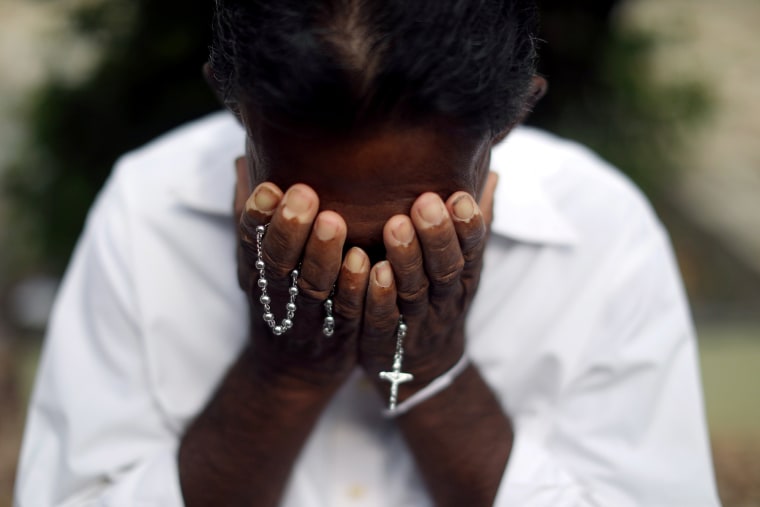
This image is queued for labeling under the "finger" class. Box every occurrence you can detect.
[237,181,283,290]
[298,211,347,303]
[332,247,370,339]
[447,192,487,271]
[257,184,319,279]
[410,192,464,305]
[383,215,429,318]
[361,261,399,357]
[478,171,498,228]
[241,181,283,234]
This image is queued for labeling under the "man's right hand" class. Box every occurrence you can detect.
[179,160,370,507]
[234,158,370,392]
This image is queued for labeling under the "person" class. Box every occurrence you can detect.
[15,1,720,506]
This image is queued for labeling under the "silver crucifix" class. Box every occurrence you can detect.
[379,317,414,411]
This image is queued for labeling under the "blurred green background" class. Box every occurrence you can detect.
[0,0,758,505]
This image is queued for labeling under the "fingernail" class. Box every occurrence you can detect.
[417,195,445,227]
[374,261,392,288]
[282,186,314,221]
[314,214,338,241]
[247,184,279,214]
[391,219,414,246]
[345,248,366,273]
[452,194,476,222]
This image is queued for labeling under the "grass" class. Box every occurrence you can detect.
[698,322,760,507]
[700,323,760,437]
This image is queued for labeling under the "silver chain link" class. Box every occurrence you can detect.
[255,225,299,336]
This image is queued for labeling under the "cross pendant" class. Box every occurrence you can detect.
[379,366,414,411]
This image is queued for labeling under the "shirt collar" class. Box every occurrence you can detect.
[171,114,578,247]
[168,112,245,217]
[488,126,578,246]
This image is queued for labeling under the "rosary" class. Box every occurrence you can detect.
[255,224,411,411]
[378,317,414,411]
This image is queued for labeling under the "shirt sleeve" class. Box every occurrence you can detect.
[492,220,721,507]
[14,162,186,506]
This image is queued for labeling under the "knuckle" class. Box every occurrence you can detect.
[398,280,429,305]
[332,322,361,344]
[261,248,295,279]
[299,256,340,292]
[432,258,464,289]
[334,296,363,320]
[366,304,396,323]
[460,228,486,256]
[296,277,332,303]
[364,301,398,332]
[425,233,455,253]
[389,257,423,282]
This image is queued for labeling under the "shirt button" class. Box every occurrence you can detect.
[346,484,367,500]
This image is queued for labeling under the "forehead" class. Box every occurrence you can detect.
[250,119,482,193]
[245,116,488,254]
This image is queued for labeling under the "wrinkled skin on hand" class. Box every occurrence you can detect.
[234,157,498,401]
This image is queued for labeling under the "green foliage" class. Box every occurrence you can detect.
[531,1,711,193]
[2,1,218,274]
[1,0,710,275]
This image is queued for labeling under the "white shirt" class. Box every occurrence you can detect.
[15,112,720,507]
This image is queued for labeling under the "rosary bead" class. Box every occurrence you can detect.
[321,295,335,337]
[255,224,302,337]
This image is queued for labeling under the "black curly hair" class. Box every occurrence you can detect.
[210,0,540,136]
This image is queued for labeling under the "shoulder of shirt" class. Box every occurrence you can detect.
[490,126,664,248]
[108,110,244,217]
